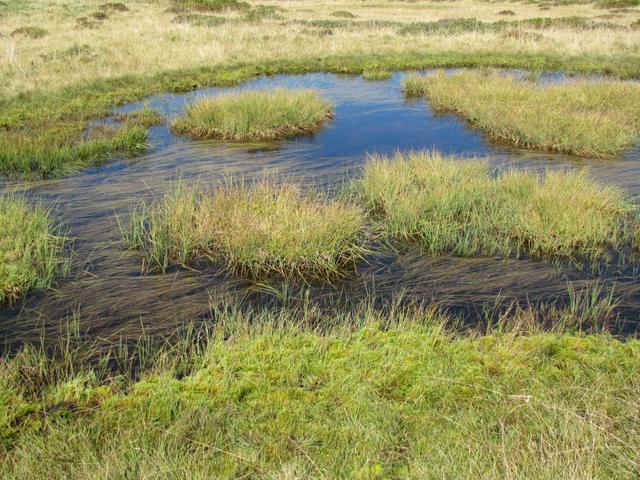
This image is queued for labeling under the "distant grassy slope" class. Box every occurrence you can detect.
[1,306,638,478]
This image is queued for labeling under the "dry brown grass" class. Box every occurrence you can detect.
[0,0,639,96]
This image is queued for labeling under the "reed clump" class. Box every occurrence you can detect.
[403,71,640,157]
[124,181,369,279]
[0,196,69,305]
[356,151,635,259]
[171,89,334,141]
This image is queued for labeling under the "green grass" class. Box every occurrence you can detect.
[1,303,638,478]
[4,51,640,179]
[404,71,640,157]
[123,181,369,279]
[0,124,148,179]
[0,195,69,305]
[171,88,333,141]
[356,151,635,260]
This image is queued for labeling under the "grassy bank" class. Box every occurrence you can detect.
[356,151,635,259]
[404,71,640,157]
[1,303,638,478]
[0,196,69,305]
[171,89,333,141]
[123,181,368,278]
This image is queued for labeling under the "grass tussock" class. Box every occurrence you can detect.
[123,181,369,279]
[404,71,640,157]
[171,89,333,141]
[0,303,638,478]
[356,151,635,259]
[0,196,69,306]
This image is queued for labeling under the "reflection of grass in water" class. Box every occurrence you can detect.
[171,89,333,141]
[1,297,638,478]
[122,180,368,280]
[356,151,635,260]
[0,195,69,305]
[404,71,640,157]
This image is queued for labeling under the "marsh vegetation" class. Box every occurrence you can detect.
[357,151,636,260]
[1,302,639,478]
[0,196,69,305]
[171,89,333,141]
[404,71,640,157]
[124,181,368,279]
[2,0,640,477]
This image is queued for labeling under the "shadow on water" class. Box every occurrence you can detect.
[1,71,640,348]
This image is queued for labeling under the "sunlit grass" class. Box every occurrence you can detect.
[123,180,369,279]
[171,88,333,141]
[0,195,69,305]
[1,301,638,478]
[356,150,635,259]
[404,71,640,157]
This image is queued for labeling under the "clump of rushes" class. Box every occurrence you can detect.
[357,151,635,259]
[171,89,333,141]
[124,181,369,279]
[0,124,147,179]
[0,196,69,305]
[403,71,640,157]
